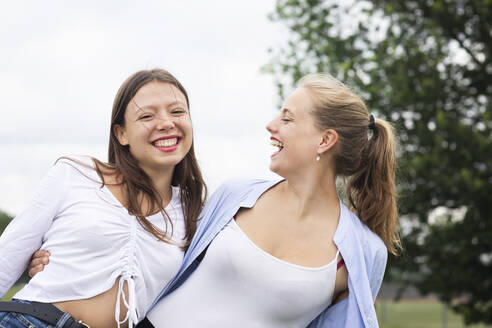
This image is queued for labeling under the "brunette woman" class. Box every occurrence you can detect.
[0,68,206,328]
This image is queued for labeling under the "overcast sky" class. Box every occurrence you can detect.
[0,1,286,216]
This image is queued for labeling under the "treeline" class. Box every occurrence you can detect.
[0,210,12,235]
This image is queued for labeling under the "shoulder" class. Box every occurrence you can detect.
[215,178,275,196]
[202,178,281,212]
[49,155,101,182]
[360,217,386,256]
[339,204,388,299]
[207,178,272,200]
[55,155,94,170]
[341,204,387,266]
[349,210,388,297]
[345,204,385,248]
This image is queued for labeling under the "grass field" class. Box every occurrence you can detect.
[377,301,492,328]
[1,284,22,301]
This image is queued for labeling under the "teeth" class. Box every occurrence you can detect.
[270,139,283,155]
[154,138,178,147]
[270,139,284,149]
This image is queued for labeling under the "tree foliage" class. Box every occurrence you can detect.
[0,210,12,235]
[266,0,492,323]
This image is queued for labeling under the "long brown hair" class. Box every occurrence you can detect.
[94,68,207,248]
[299,73,400,255]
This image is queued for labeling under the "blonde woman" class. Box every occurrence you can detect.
[140,73,399,327]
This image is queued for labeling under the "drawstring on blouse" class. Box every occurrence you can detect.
[115,274,138,328]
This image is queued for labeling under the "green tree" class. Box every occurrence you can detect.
[265,0,492,324]
[0,210,12,235]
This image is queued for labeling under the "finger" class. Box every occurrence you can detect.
[28,264,45,278]
[30,256,49,268]
[33,250,50,258]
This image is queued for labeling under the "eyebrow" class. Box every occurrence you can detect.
[167,100,187,108]
[133,100,188,113]
[281,108,294,115]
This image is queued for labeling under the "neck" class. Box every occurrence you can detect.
[279,165,339,220]
[143,165,175,203]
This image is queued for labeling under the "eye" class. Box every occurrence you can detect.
[171,108,187,114]
[281,118,292,123]
[138,114,153,120]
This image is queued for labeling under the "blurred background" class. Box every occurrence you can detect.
[1,1,491,327]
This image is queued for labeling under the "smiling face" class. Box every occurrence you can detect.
[114,81,193,175]
[266,87,327,177]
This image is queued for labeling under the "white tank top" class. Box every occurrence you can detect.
[148,218,338,328]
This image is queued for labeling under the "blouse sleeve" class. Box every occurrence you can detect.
[370,244,388,300]
[0,160,70,297]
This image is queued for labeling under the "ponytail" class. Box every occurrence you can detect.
[298,73,401,255]
[346,118,401,255]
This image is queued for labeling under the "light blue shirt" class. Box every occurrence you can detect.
[148,178,387,328]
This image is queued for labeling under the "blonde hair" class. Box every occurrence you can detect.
[298,73,401,255]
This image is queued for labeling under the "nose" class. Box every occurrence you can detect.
[266,117,278,133]
[155,114,175,130]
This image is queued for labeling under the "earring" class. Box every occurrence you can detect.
[316,155,320,162]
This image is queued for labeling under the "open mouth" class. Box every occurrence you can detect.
[152,136,181,152]
[270,138,284,157]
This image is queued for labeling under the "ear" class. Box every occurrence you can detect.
[113,124,129,146]
[317,129,338,155]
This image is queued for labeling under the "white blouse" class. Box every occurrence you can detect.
[0,157,186,327]
[148,219,337,328]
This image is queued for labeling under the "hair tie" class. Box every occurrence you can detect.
[368,114,378,138]
[369,114,376,129]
